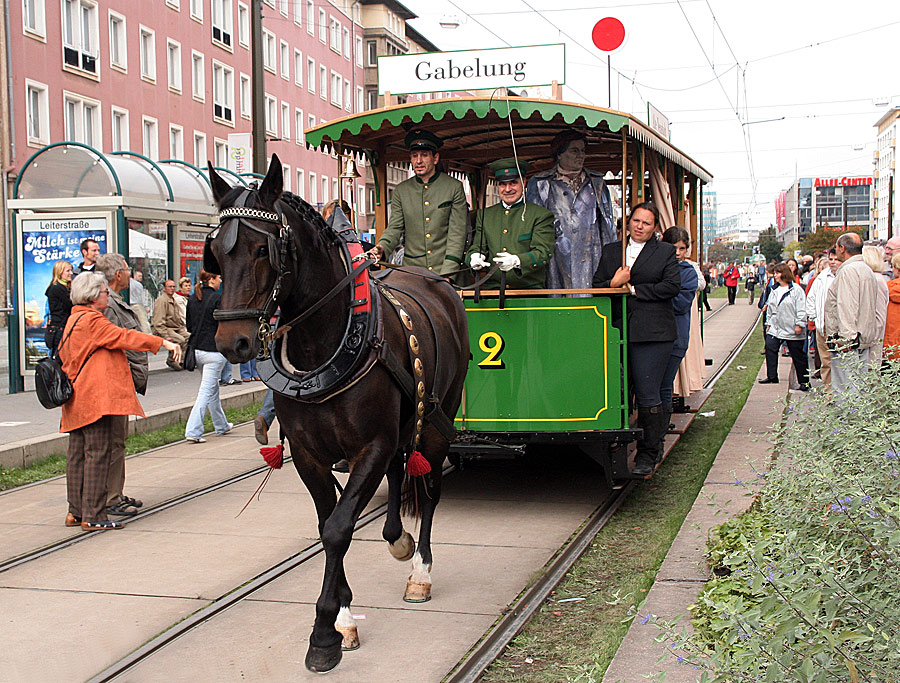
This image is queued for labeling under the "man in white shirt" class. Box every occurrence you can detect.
[806,249,839,390]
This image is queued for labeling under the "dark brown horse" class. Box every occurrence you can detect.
[205,156,468,673]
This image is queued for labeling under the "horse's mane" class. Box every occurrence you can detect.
[278,191,340,247]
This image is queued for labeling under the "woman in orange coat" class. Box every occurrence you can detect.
[885,253,900,362]
[59,272,182,530]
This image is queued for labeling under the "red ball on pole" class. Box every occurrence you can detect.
[592,17,626,52]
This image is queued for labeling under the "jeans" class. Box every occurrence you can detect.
[727,285,737,304]
[220,362,233,383]
[659,351,688,404]
[185,350,230,439]
[629,340,675,407]
[240,358,258,380]
[258,389,276,426]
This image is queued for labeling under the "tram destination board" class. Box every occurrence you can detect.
[456,295,624,432]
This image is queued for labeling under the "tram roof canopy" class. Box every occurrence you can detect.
[305,97,712,183]
[12,142,251,212]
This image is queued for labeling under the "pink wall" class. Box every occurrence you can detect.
[10,0,365,206]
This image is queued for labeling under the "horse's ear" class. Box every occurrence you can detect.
[208,162,232,206]
[258,154,284,208]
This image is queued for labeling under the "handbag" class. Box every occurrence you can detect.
[183,340,197,371]
[35,314,96,409]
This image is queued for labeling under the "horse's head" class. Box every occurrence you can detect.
[205,155,290,363]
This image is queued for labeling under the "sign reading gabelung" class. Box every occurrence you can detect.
[378,44,565,96]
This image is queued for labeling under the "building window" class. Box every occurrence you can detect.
[332,178,338,201]
[237,2,249,47]
[63,0,99,76]
[280,40,289,79]
[367,88,378,110]
[281,101,290,141]
[141,116,158,159]
[318,8,326,42]
[264,94,277,135]
[356,86,364,114]
[262,29,276,72]
[306,0,314,34]
[211,0,232,49]
[166,0,180,10]
[343,28,350,59]
[239,73,250,118]
[214,139,228,166]
[294,49,303,86]
[190,0,202,21]
[139,26,155,81]
[307,57,315,93]
[366,40,376,67]
[111,106,128,151]
[193,131,207,166]
[25,80,49,145]
[355,36,363,67]
[329,17,340,53]
[357,185,365,215]
[169,124,184,159]
[278,0,287,16]
[295,110,307,146]
[320,65,327,100]
[330,71,342,108]
[345,79,351,112]
[296,169,305,199]
[191,51,205,100]
[24,0,47,37]
[308,112,316,132]
[108,11,126,70]
[293,0,302,26]
[322,176,329,203]
[309,172,317,204]
[212,61,234,123]
[64,92,100,147]
[167,40,182,92]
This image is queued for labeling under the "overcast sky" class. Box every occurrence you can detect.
[400,0,899,231]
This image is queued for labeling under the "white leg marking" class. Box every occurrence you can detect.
[335,606,356,629]
[408,551,433,584]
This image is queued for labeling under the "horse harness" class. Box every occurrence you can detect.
[204,191,456,444]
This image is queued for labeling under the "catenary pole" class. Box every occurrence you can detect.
[251,0,266,174]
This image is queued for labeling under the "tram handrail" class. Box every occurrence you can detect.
[460,287,629,298]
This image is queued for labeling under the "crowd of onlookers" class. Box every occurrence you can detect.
[702,235,900,395]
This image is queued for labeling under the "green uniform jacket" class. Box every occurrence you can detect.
[378,171,468,275]
[467,199,555,289]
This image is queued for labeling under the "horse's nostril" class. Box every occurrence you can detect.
[235,336,251,356]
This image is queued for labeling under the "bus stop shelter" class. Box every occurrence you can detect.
[7,142,251,393]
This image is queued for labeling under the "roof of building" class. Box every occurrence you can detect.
[874,107,900,132]
[405,24,439,52]
[357,0,417,21]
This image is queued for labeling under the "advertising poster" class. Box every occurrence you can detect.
[18,214,109,372]
[179,230,208,284]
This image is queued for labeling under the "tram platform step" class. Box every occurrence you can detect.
[683,388,713,413]
[668,413,695,434]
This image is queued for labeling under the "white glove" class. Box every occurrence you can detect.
[469,252,490,270]
[493,252,521,272]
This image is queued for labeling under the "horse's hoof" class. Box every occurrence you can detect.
[403,579,432,603]
[389,531,415,562]
[305,643,342,673]
[336,624,360,651]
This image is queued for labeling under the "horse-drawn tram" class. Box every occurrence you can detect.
[303,96,713,486]
[204,95,711,672]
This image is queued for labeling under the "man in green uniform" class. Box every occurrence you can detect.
[467,158,555,289]
[369,129,468,274]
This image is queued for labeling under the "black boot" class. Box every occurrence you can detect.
[657,401,673,463]
[633,405,666,476]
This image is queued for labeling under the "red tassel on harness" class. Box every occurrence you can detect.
[260,444,284,469]
[406,450,431,477]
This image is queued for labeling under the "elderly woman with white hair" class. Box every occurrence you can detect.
[59,272,181,531]
[863,245,889,356]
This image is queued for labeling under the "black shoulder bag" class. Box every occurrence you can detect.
[35,313,97,409]
[183,293,212,372]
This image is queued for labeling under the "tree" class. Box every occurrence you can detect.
[756,225,783,263]
[799,227,866,256]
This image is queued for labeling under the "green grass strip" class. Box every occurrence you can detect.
[481,320,764,682]
[0,401,263,492]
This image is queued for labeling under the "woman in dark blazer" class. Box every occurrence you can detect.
[593,202,681,475]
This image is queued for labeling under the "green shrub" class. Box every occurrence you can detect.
[657,358,900,683]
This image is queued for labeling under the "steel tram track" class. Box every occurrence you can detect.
[0,421,287,575]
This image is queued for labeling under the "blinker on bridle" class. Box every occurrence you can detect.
[208,189,293,347]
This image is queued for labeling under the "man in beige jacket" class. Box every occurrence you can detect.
[151,280,190,370]
[823,232,880,395]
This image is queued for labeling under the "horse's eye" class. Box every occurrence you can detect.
[256,245,269,258]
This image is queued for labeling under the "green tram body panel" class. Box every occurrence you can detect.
[456,295,628,433]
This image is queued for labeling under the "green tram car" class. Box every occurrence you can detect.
[305,98,712,485]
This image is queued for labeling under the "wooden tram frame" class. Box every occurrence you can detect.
[305,96,713,484]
